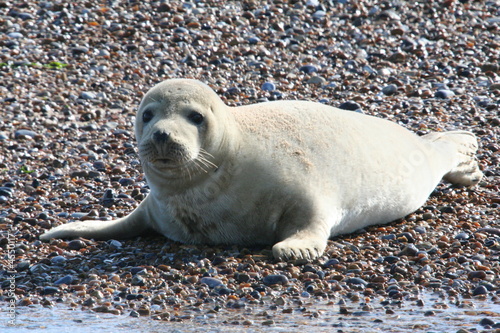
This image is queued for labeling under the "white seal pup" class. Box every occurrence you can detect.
[40,79,483,261]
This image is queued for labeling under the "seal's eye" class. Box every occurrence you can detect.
[142,109,154,123]
[188,111,204,125]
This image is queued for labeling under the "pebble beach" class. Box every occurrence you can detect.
[1,1,499,332]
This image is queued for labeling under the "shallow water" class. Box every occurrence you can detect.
[2,291,499,332]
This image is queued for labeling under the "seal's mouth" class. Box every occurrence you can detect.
[156,158,173,164]
[149,157,189,169]
[139,141,218,176]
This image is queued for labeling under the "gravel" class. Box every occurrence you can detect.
[0,0,499,331]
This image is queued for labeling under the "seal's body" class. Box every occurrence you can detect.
[41,79,482,260]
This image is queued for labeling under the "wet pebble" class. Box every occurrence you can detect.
[472,285,488,296]
[479,318,495,326]
[200,277,224,288]
[42,286,59,295]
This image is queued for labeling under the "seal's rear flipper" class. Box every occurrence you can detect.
[423,131,483,186]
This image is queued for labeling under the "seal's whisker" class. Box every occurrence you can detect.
[199,148,215,160]
[193,159,209,174]
[198,149,218,169]
[197,156,217,170]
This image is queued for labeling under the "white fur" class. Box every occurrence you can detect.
[41,79,482,261]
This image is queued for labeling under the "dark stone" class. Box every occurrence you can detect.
[263,274,289,286]
[384,256,399,264]
[472,285,488,296]
[71,46,89,55]
[345,277,368,286]
[42,286,59,295]
[479,318,495,326]
[54,275,73,285]
[130,267,145,275]
[68,240,86,250]
[382,84,398,95]
[0,187,13,198]
[299,65,318,74]
[118,178,135,186]
[338,101,361,111]
[323,258,340,268]
[399,244,419,256]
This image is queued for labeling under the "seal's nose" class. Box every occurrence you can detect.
[153,130,170,143]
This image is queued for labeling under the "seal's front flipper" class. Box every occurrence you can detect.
[272,231,327,261]
[40,197,151,241]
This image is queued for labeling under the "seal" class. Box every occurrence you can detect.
[40,79,483,261]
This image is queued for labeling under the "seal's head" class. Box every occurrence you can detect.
[136,79,233,183]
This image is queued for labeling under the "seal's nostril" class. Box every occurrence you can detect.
[153,130,170,142]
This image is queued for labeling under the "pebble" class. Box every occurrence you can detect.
[472,285,488,296]
[307,76,326,85]
[131,276,145,286]
[50,256,67,265]
[263,274,289,286]
[479,318,495,326]
[399,244,419,256]
[261,82,276,91]
[200,277,224,288]
[81,92,97,100]
[71,46,89,55]
[54,275,74,285]
[0,187,14,198]
[68,239,86,250]
[108,240,122,249]
[16,261,30,271]
[130,267,146,275]
[345,277,368,286]
[8,32,23,39]
[118,178,134,186]
[42,286,59,295]
[14,129,38,139]
[435,89,455,99]
[338,101,361,111]
[247,37,260,45]
[299,65,318,74]
[382,84,398,96]
[455,232,470,240]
